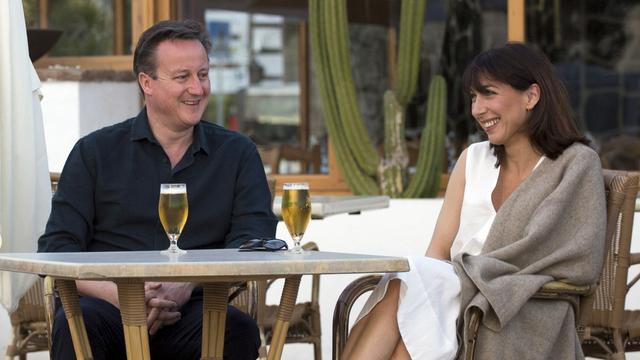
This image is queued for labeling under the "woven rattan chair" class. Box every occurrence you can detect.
[4,173,60,359]
[5,279,49,360]
[574,170,640,358]
[332,170,639,360]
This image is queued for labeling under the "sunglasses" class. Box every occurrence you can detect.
[239,238,288,252]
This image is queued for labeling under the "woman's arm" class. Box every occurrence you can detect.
[425,149,467,260]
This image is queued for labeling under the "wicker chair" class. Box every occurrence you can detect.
[5,279,49,360]
[332,170,639,360]
[4,173,61,359]
[573,171,640,358]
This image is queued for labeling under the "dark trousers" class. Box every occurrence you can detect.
[51,288,260,360]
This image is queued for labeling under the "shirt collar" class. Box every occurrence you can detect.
[130,107,210,155]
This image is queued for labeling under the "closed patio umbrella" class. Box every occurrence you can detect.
[0,0,51,312]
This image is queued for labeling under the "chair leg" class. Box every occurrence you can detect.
[5,324,20,360]
[611,329,626,360]
[256,326,268,360]
[313,339,322,360]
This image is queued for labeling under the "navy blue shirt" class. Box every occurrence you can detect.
[38,109,277,252]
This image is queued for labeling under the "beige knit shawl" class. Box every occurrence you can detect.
[453,143,606,359]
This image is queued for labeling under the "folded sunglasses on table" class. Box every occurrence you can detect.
[238,238,288,251]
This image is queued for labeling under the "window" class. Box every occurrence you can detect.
[526,0,640,170]
[24,0,133,57]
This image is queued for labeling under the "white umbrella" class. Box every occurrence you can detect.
[0,0,52,312]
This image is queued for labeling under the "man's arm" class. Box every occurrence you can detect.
[224,142,278,248]
[38,140,95,252]
[76,280,120,308]
[76,280,185,335]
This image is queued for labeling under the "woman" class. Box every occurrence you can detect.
[342,43,606,360]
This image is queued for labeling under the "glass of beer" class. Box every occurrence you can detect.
[281,183,311,254]
[158,183,189,254]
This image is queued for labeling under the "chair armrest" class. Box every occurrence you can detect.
[536,280,594,296]
[332,275,381,360]
[533,280,592,324]
[302,241,319,251]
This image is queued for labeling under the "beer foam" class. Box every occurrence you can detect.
[283,183,309,190]
[160,184,187,194]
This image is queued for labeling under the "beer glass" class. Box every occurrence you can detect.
[159,183,189,254]
[281,183,311,254]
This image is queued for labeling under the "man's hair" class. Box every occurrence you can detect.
[133,19,211,79]
[462,42,588,166]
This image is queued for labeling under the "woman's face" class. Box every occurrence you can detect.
[470,76,538,147]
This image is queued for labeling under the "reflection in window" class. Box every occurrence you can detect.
[203,10,323,175]
[24,0,133,56]
[527,0,640,170]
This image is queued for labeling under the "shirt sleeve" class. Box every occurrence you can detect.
[224,142,278,248]
[37,139,96,252]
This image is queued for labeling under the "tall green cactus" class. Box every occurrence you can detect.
[309,0,447,197]
[403,76,447,197]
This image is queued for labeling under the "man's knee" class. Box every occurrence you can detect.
[51,297,125,360]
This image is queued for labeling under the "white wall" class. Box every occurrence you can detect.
[40,81,140,172]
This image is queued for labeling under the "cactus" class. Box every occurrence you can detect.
[309,0,379,194]
[403,76,447,197]
[309,0,446,197]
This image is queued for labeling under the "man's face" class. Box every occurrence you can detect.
[140,39,210,131]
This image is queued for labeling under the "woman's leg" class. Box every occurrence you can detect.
[342,279,404,360]
[390,338,411,360]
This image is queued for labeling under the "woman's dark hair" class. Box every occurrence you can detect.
[462,42,588,166]
[133,20,211,79]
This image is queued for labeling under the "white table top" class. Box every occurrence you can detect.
[0,249,408,281]
[272,195,390,219]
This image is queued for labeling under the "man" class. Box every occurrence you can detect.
[38,20,276,360]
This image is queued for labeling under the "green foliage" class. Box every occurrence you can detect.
[22,0,38,27]
[48,0,112,56]
[394,0,427,106]
[309,0,380,194]
[403,76,447,198]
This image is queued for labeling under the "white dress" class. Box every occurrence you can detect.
[355,141,544,360]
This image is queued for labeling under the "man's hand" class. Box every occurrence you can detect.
[145,282,196,335]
